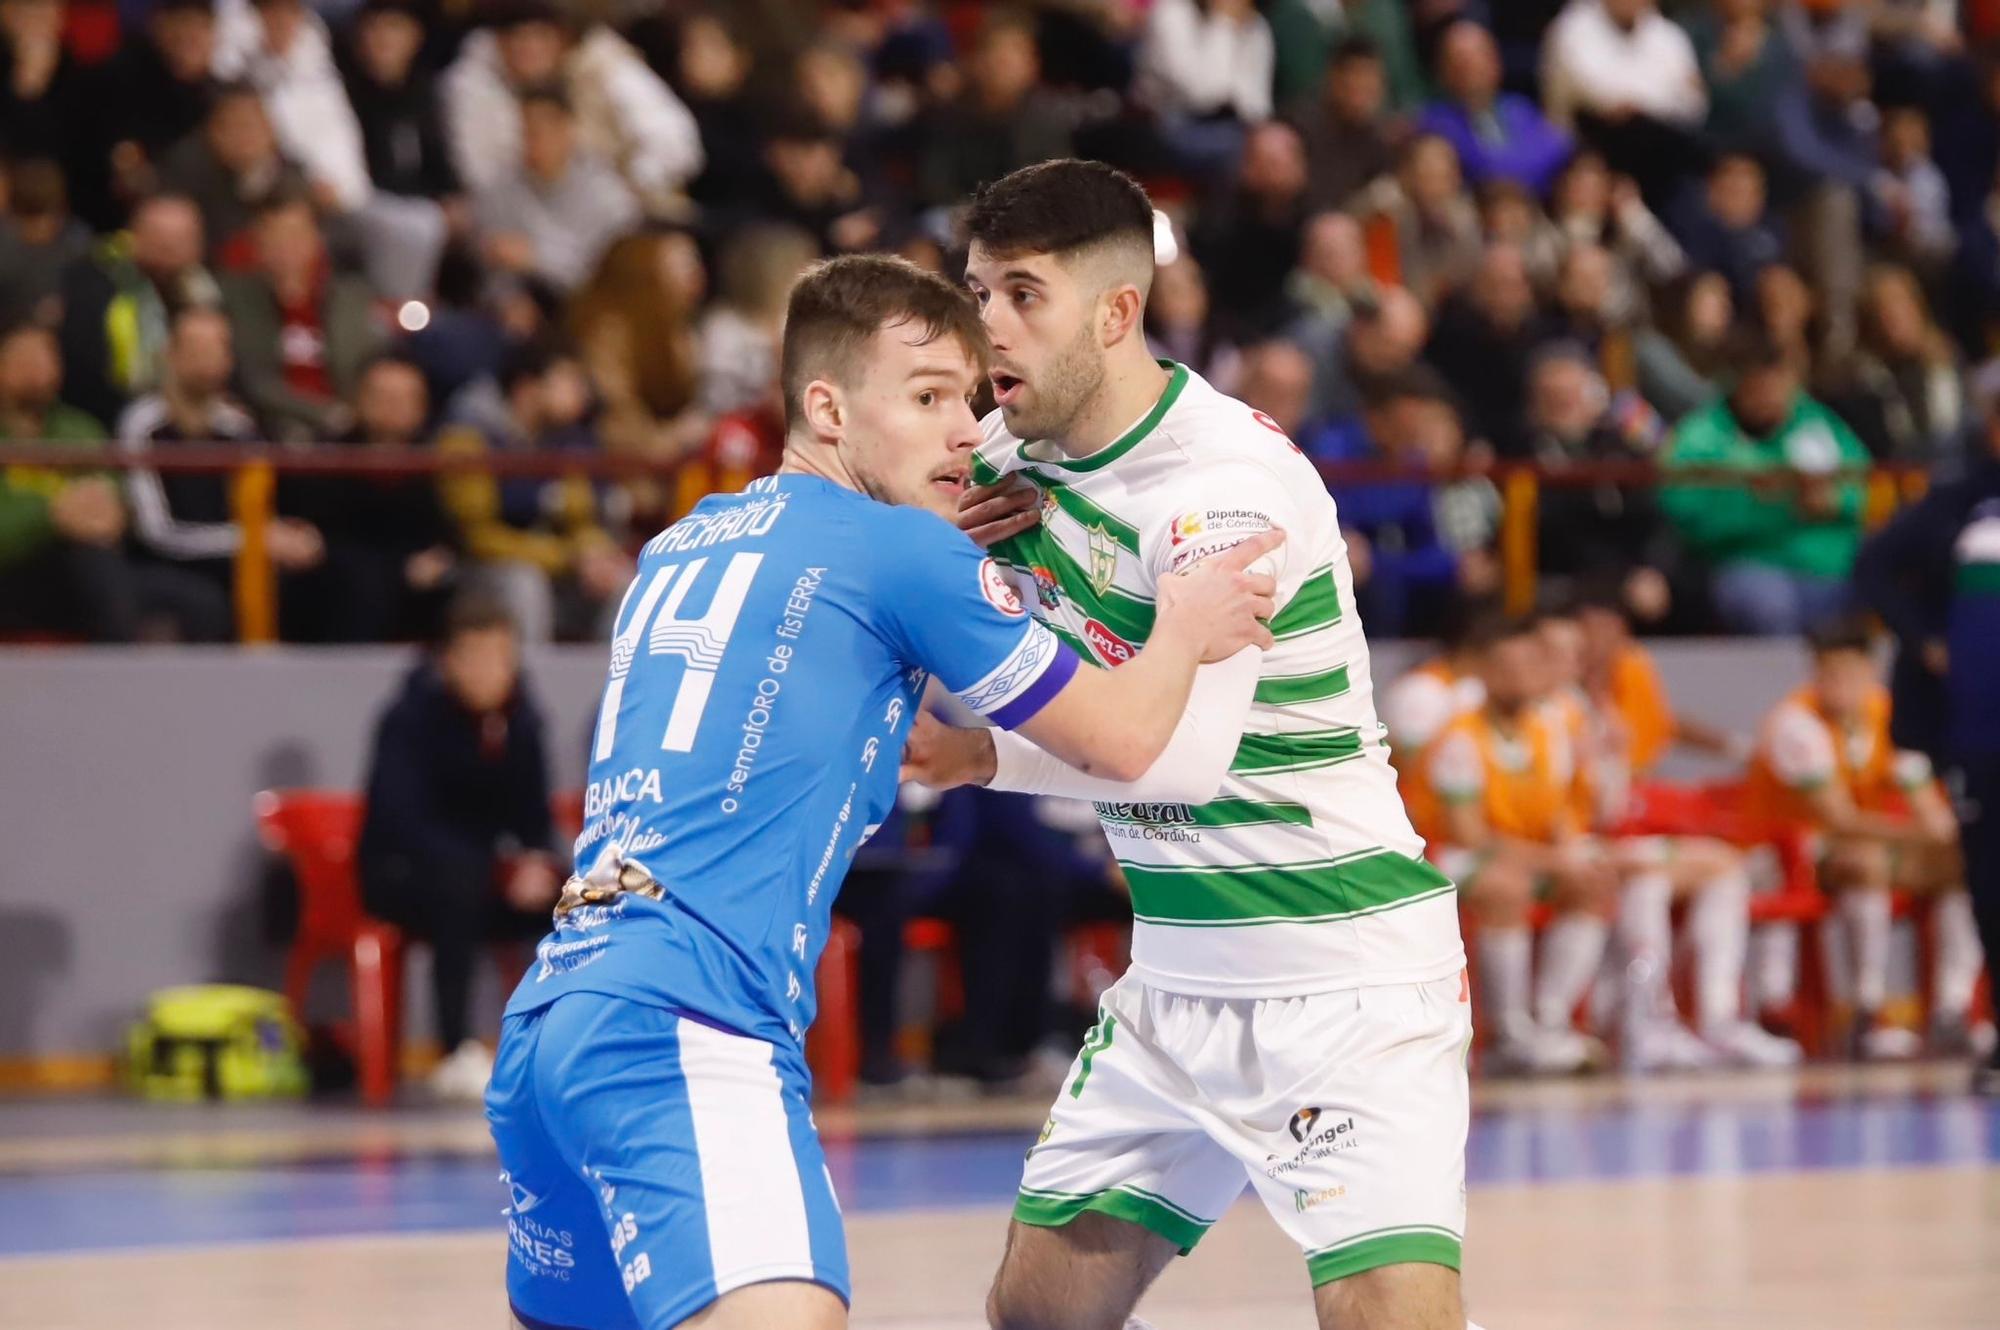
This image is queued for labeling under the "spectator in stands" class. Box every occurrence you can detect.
[358,591,558,1100]
[1635,268,1735,423]
[220,192,383,442]
[56,192,220,427]
[1269,0,1427,114]
[93,0,222,227]
[670,6,759,211]
[473,85,639,294]
[280,353,454,643]
[1418,20,1572,196]
[443,0,702,218]
[570,231,705,465]
[1137,0,1275,178]
[1235,339,1315,442]
[1355,132,1482,309]
[1426,241,1545,456]
[1876,103,1956,276]
[437,341,629,643]
[0,0,98,227]
[1540,0,1706,205]
[917,10,1072,211]
[159,82,310,267]
[1146,253,1241,396]
[1661,326,1869,635]
[215,0,445,300]
[1527,150,1684,325]
[118,304,325,641]
[0,322,135,640]
[1754,261,1820,380]
[1318,281,1430,426]
[695,223,816,419]
[1835,263,1970,471]
[744,107,879,256]
[1284,209,1373,337]
[1308,365,1501,635]
[1671,152,1785,306]
[0,157,92,330]
[1524,343,1680,624]
[1191,120,1312,339]
[1290,34,1398,215]
[1689,0,1797,157]
[338,0,461,207]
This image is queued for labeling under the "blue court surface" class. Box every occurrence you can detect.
[2,1074,1994,1260]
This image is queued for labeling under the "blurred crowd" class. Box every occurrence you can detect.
[5,0,2000,644]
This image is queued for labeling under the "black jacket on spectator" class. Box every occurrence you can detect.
[1191,192,1309,341]
[341,61,460,199]
[1425,297,1550,459]
[94,35,215,190]
[917,98,1073,209]
[358,662,552,875]
[0,42,108,227]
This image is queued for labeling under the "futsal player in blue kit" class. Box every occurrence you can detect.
[485,254,1283,1330]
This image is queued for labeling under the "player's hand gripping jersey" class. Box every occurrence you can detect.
[974,362,1464,994]
[502,474,1078,1049]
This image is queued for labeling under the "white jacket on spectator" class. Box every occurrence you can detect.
[213,0,374,212]
[1541,0,1707,130]
[443,27,703,214]
[1138,0,1274,125]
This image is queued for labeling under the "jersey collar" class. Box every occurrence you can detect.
[1017,360,1189,475]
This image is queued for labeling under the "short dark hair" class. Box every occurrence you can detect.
[1329,34,1381,67]
[1491,611,1545,647]
[1363,363,1457,412]
[518,81,571,116]
[963,159,1153,262]
[1726,322,1790,374]
[781,254,986,433]
[1807,613,1876,658]
[498,341,556,397]
[442,590,517,644]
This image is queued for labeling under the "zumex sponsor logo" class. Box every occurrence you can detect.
[1263,1106,1359,1179]
[1084,618,1134,665]
[1293,1183,1346,1212]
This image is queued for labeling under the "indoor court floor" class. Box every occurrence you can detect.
[1,1064,1994,1330]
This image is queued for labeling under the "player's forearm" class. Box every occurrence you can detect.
[992,649,1259,803]
[1014,619,1206,781]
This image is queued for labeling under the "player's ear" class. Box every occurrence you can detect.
[1100,282,1145,349]
[802,377,844,443]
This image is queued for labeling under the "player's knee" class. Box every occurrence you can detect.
[1313,1261,1462,1330]
[986,1269,1074,1330]
[1468,863,1531,925]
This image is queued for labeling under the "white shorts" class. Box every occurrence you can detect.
[1017,970,1472,1286]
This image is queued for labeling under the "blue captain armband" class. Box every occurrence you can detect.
[953,621,1081,730]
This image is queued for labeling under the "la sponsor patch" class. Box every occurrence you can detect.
[1084,618,1134,665]
[979,558,1026,617]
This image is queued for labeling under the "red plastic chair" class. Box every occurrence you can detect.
[255,789,405,1106]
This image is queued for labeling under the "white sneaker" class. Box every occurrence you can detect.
[428,1039,494,1102]
[1858,1023,1924,1061]
[1703,1019,1804,1068]
[1623,1018,1719,1073]
[1490,1025,1605,1075]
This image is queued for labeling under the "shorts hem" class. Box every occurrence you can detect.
[657,1267,850,1330]
[1306,1228,1462,1286]
[1013,1186,1213,1255]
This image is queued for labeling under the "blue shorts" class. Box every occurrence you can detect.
[486,993,850,1330]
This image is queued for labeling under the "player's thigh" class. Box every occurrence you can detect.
[1313,1261,1463,1330]
[987,1213,1180,1330]
[1235,977,1471,1302]
[673,1280,845,1330]
[529,995,850,1330]
[1440,848,1532,924]
[1003,981,1247,1327]
[1822,837,1892,892]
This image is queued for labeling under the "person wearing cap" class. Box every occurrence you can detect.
[1852,379,2000,1093]
[1659,323,1871,634]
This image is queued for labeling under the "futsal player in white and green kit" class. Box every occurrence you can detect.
[903,161,1475,1330]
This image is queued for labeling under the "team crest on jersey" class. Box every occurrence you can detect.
[1031,565,1063,609]
[1085,522,1118,595]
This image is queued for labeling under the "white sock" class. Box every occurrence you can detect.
[1751,921,1799,1011]
[1617,871,1675,1023]
[1479,928,1533,1041]
[1535,914,1609,1029]
[1689,869,1751,1033]
[1933,890,1985,1022]
[1840,889,1892,1013]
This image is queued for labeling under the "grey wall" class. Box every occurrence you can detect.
[0,640,1803,1058]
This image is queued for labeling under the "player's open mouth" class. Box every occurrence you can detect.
[990,371,1026,406]
[931,467,968,499]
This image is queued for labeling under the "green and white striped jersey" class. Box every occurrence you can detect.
[975,362,1465,997]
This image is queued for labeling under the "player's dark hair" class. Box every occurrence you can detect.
[1490,611,1544,647]
[781,254,986,433]
[963,159,1153,262]
[1807,613,1875,658]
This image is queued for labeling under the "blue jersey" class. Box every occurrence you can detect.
[504,473,1079,1056]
